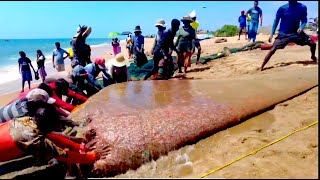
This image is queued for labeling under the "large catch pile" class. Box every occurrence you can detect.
[71,67,318,177]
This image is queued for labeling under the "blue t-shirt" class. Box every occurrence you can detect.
[247,7,262,23]
[132,34,144,54]
[53,48,67,64]
[239,15,247,27]
[272,2,308,35]
[18,57,31,72]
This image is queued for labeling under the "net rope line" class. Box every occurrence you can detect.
[199,120,318,178]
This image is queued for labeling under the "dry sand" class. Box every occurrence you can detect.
[0,34,318,178]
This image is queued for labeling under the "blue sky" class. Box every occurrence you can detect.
[0,1,318,39]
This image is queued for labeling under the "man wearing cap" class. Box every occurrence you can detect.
[175,15,196,75]
[238,10,248,40]
[0,88,56,123]
[144,19,181,80]
[144,19,167,80]
[84,58,114,88]
[189,10,202,65]
[131,25,148,67]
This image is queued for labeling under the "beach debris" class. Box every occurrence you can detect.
[215,38,228,43]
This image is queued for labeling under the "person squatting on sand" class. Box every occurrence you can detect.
[18,51,36,92]
[246,1,263,42]
[190,10,203,65]
[175,15,196,76]
[144,19,180,80]
[131,25,148,67]
[72,64,101,97]
[261,0,317,71]
[84,58,114,88]
[36,50,47,82]
[108,54,130,83]
[52,42,70,72]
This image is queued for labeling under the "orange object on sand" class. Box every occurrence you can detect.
[0,122,25,162]
[71,103,85,113]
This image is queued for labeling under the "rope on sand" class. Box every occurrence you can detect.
[199,120,318,178]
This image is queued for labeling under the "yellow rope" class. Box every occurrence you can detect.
[199,120,318,178]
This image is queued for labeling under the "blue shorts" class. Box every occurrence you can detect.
[21,71,32,81]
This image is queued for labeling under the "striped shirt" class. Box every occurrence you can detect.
[0,98,29,123]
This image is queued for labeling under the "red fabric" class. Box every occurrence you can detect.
[56,151,96,164]
[310,35,318,42]
[48,82,75,112]
[67,89,88,102]
[0,122,25,162]
[260,44,273,50]
[46,133,82,152]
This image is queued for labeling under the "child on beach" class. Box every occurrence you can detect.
[238,10,248,40]
[36,50,47,82]
[18,51,36,92]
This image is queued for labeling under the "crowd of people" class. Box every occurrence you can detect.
[1,0,318,178]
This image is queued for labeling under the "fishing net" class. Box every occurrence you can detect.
[126,41,266,79]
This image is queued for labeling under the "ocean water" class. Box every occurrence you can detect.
[0,37,125,85]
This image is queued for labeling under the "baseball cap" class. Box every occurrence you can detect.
[26,88,56,104]
[95,58,106,70]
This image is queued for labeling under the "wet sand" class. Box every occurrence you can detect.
[113,34,318,178]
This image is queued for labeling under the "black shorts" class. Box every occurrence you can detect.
[273,32,315,50]
[195,39,201,49]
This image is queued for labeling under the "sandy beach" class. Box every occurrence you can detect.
[0,33,318,178]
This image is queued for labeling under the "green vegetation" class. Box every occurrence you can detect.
[214,25,239,37]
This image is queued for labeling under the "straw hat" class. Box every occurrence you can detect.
[189,10,197,18]
[134,25,142,32]
[155,19,166,27]
[181,15,194,22]
[111,54,129,67]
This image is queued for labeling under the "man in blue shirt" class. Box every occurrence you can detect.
[52,42,69,72]
[131,25,147,67]
[261,1,317,71]
[238,10,247,40]
[246,1,263,42]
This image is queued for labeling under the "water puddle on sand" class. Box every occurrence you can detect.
[114,112,276,178]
